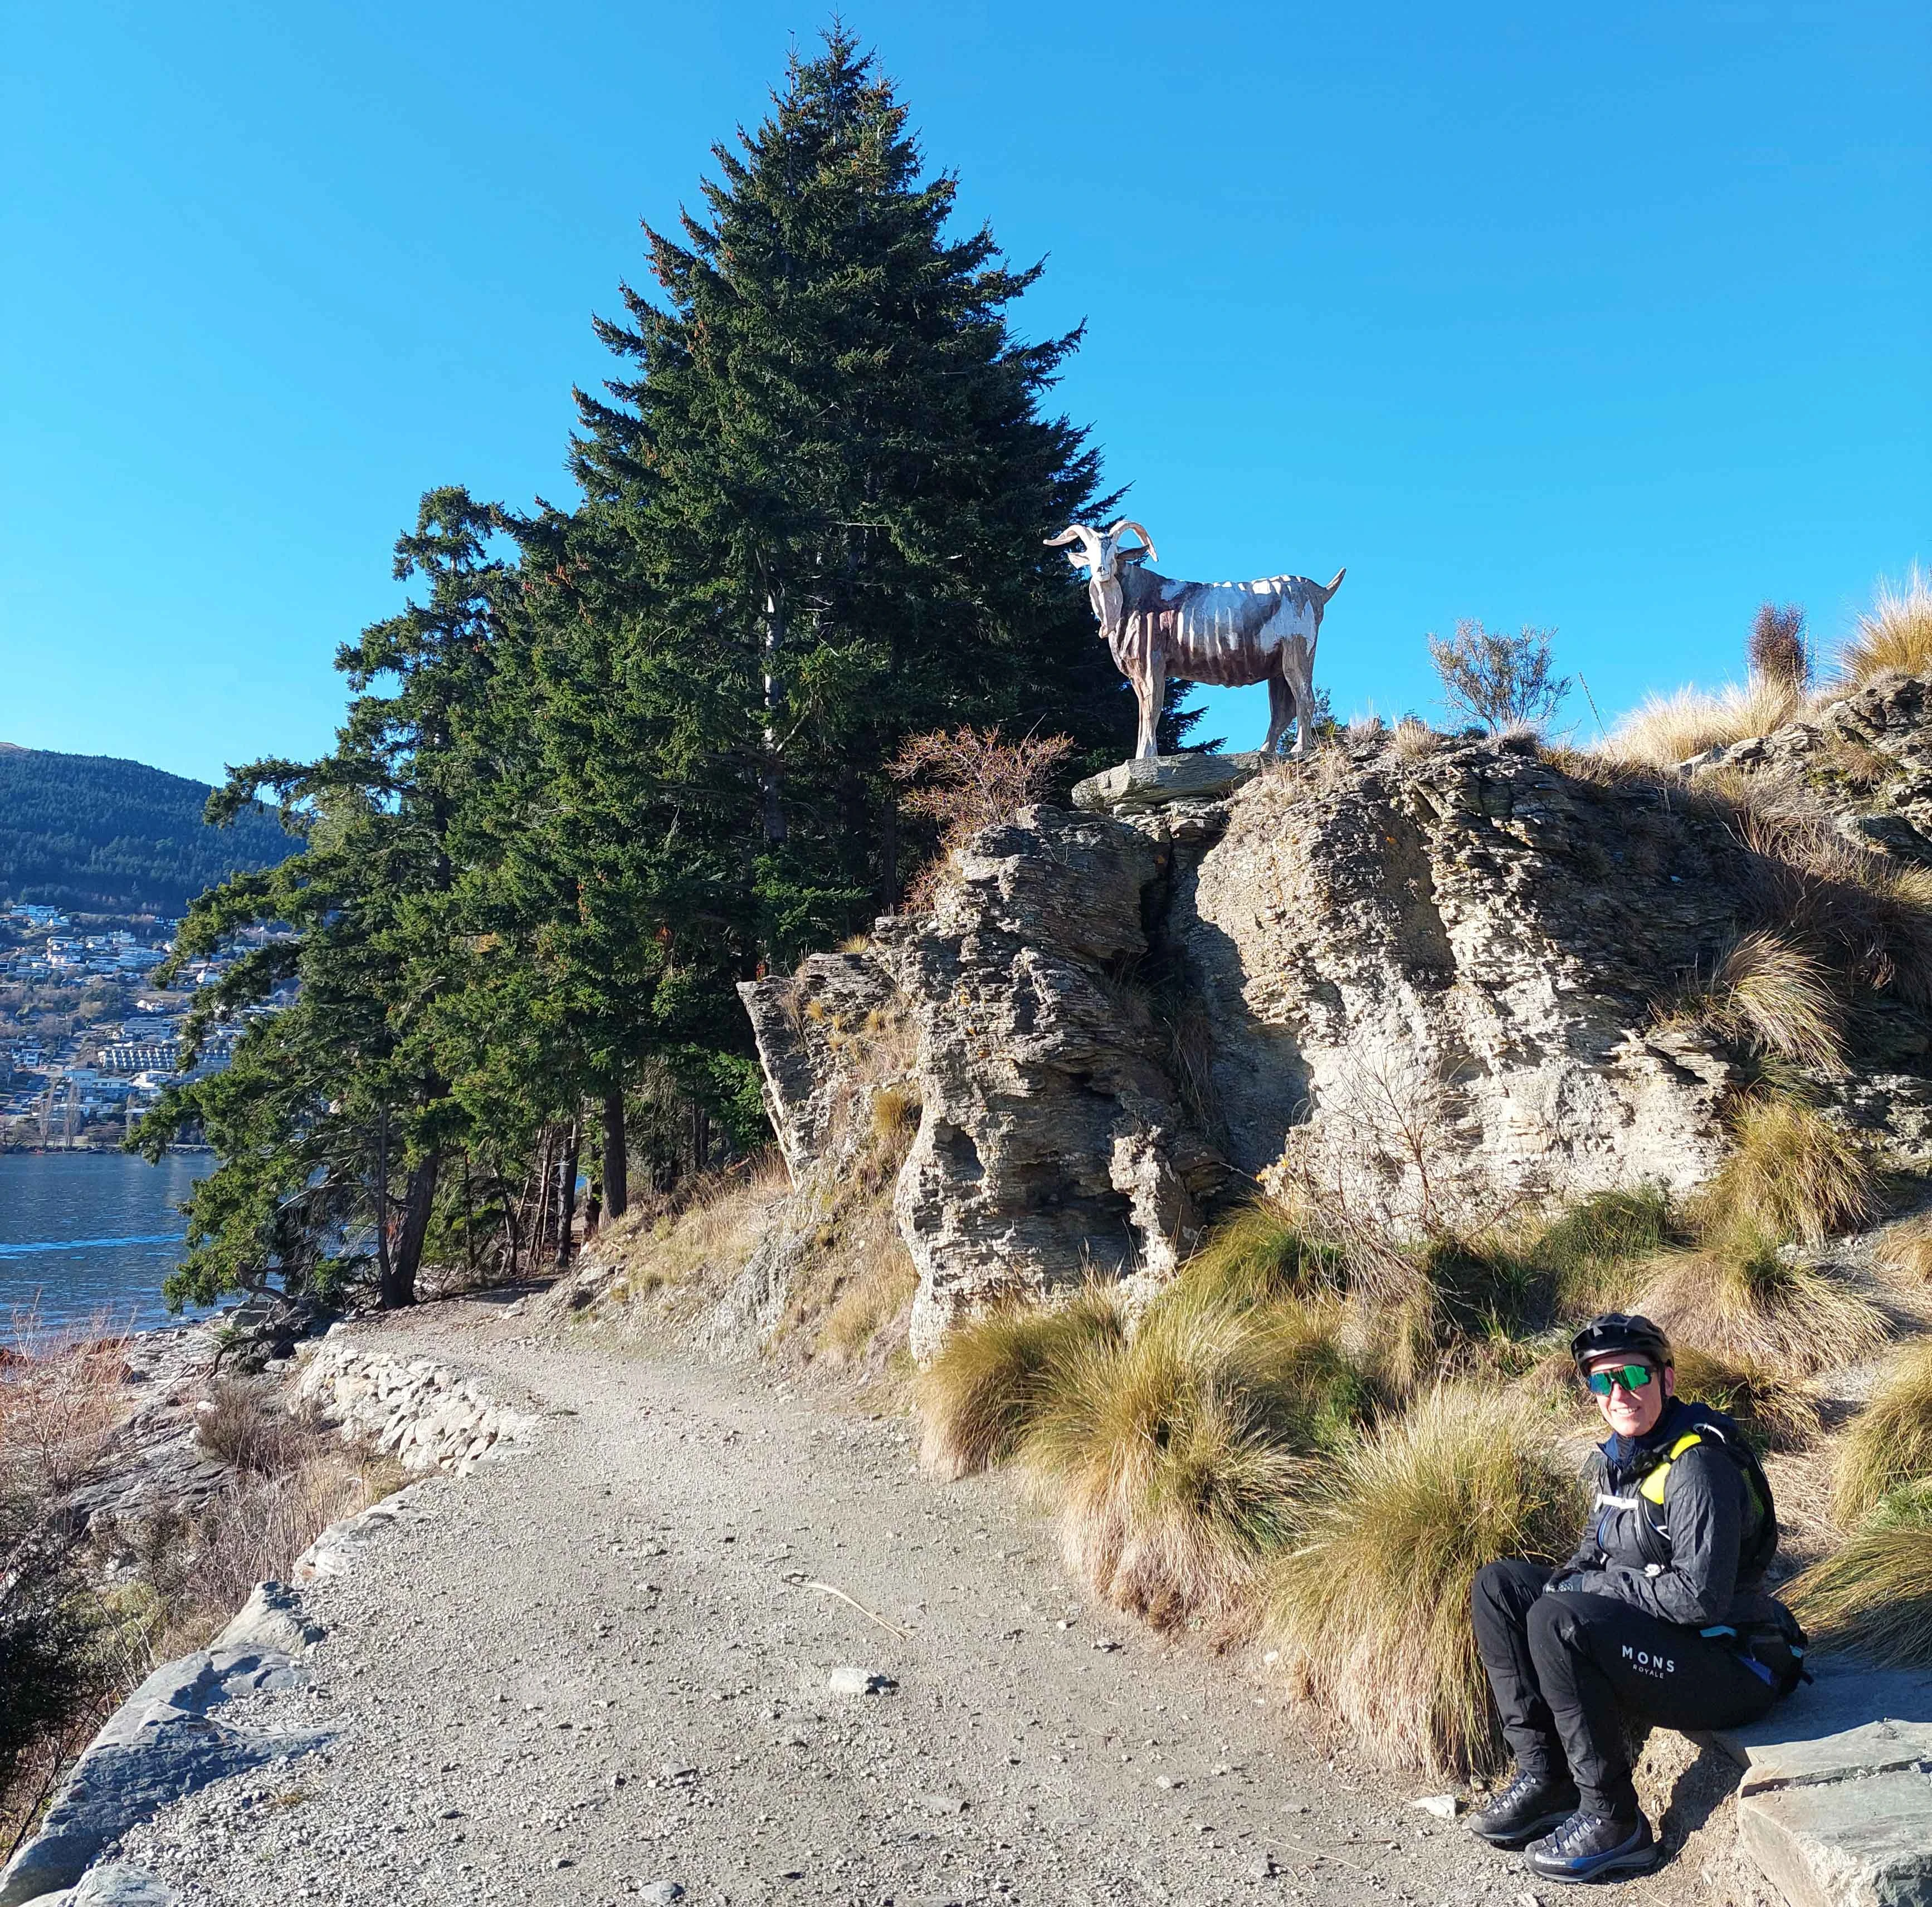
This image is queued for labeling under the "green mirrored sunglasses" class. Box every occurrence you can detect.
[1585,1363,1655,1396]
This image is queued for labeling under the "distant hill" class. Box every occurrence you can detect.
[0,744,299,915]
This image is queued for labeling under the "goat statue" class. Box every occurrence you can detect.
[1046,520,1344,761]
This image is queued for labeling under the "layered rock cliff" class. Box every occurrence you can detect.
[740,688,1932,1358]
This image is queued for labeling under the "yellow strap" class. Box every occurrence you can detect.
[1638,1431,1705,1505]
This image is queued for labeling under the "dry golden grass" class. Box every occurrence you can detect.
[1829,1340,1932,1527]
[0,1311,133,1499]
[1702,1096,1878,1247]
[1659,931,1845,1071]
[1835,566,1932,689]
[1876,1217,1932,1284]
[1709,783,1932,1012]
[1391,718,1438,760]
[1671,1344,1822,1450]
[1788,1481,1932,1668]
[811,1217,918,1370]
[597,1153,791,1303]
[1179,1202,1349,1308]
[918,1288,1125,1480]
[1642,1238,1887,1376]
[1022,1287,1360,1627]
[1603,679,1809,771]
[1260,1386,1584,1777]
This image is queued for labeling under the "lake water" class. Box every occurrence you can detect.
[0,1151,211,1342]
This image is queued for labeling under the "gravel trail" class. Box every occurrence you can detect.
[113,1299,1721,1906]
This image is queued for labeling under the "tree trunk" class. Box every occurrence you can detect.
[762,588,787,843]
[373,1108,394,1303]
[555,1118,582,1269]
[602,1085,629,1222]
[383,1150,440,1309]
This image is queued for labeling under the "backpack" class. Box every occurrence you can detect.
[1629,1411,1779,1583]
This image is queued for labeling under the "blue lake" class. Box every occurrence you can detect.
[0,1151,211,1342]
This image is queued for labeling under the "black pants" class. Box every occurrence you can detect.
[1471,1560,1777,1818]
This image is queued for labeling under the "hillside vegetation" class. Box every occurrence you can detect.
[0,744,296,914]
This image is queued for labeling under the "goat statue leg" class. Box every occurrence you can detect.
[1265,675,1293,756]
[1286,647,1319,759]
[1137,661,1165,760]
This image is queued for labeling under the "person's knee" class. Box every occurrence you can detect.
[1528,1587,1587,1664]
[1472,1561,1513,1616]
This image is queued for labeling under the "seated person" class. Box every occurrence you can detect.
[1467,1313,1803,1884]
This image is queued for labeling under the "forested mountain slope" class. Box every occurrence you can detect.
[0,742,297,913]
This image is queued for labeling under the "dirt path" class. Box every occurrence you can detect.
[112,1300,1731,1906]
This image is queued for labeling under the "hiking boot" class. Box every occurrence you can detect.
[1525,1809,1659,1883]
[1467,1772,1582,1847]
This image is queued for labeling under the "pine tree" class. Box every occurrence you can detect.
[571,28,1132,951]
[134,490,520,1308]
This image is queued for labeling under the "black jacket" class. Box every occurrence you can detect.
[1553,1399,1777,1629]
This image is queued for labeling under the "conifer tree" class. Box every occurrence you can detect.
[571,28,1131,948]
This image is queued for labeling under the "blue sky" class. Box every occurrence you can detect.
[2,1,1926,783]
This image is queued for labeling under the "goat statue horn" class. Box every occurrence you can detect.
[1106,520,1157,562]
[1042,526,1092,549]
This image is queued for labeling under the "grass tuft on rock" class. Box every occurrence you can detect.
[915,1288,1124,1482]
[1179,1202,1349,1308]
[1260,1386,1584,1777]
[1789,1481,1932,1668]
[1836,566,1932,689]
[1662,931,1846,1071]
[1603,679,1808,771]
[1829,1340,1932,1528]
[1701,1096,1878,1247]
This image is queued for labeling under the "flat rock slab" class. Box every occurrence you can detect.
[1070,750,1268,813]
[1709,1656,1932,1907]
[0,1615,328,1905]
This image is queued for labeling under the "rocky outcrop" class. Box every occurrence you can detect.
[739,709,1932,1356]
[294,1337,534,1475]
[1693,673,1932,860]
[0,1586,330,1905]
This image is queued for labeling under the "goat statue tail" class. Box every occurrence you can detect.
[1319,568,1346,605]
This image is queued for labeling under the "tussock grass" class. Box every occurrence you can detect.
[1701,1096,1877,1246]
[916,1289,1125,1481]
[813,1219,918,1369]
[1261,1386,1584,1776]
[1604,679,1808,771]
[1788,1481,1932,1668]
[1179,1202,1349,1308]
[1661,931,1846,1070]
[1392,718,1438,760]
[596,1153,791,1303]
[1023,1288,1363,1626]
[1876,1217,1932,1284]
[1671,1344,1821,1449]
[1836,566,1932,689]
[1692,775,1932,1012]
[1530,1187,1674,1316]
[1830,1340,1932,1527]
[1643,1232,1886,1376]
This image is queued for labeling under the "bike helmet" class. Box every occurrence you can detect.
[1570,1312,1672,1373]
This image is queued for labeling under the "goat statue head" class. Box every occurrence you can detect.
[1044,520,1157,637]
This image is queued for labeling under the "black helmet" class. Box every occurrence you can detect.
[1570,1312,1672,1373]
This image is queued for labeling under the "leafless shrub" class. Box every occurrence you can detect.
[193,1380,331,1479]
[1750,602,1809,692]
[1426,620,1569,734]
[888,725,1077,911]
